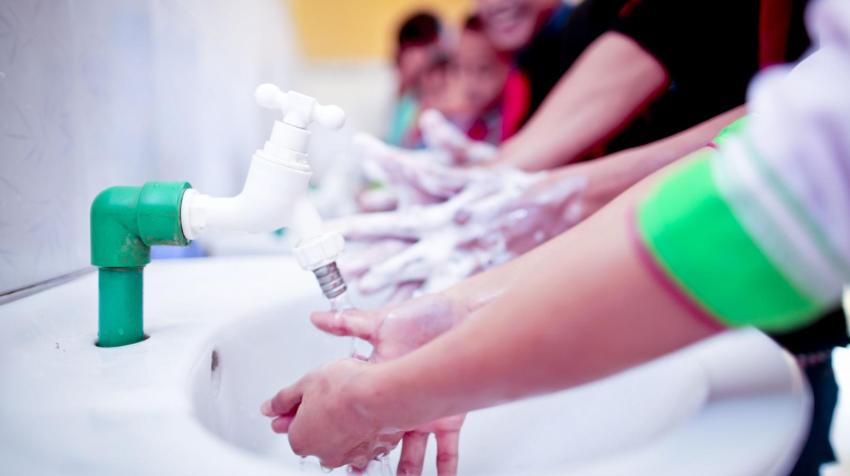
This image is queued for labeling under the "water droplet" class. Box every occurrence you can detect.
[377,454,393,476]
[320,464,334,473]
[329,291,354,311]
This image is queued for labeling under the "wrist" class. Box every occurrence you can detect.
[442,282,500,316]
[440,287,467,312]
[493,134,528,170]
[348,362,421,431]
[569,154,637,219]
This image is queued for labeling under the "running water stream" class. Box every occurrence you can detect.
[329,291,372,358]
[294,292,382,474]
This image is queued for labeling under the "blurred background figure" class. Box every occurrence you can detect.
[476,0,574,139]
[388,11,450,148]
[440,15,510,145]
[386,10,511,150]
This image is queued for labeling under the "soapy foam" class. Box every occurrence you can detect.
[348,169,585,295]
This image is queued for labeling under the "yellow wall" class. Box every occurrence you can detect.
[289,0,473,60]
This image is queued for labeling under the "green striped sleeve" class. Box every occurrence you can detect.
[636,149,823,332]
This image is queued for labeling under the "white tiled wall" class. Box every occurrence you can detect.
[0,0,297,295]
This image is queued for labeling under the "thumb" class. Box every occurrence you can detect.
[358,241,439,293]
[310,309,382,342]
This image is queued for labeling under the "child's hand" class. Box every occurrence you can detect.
[309,293,472,475]
[419,109,498,166]
[396,413,466,476]
[355,132,482,206]
[328,168,587,296]
[262,358,465,475]
[354,110,497,208]
[310,293,466,362]
[261,359,404,471]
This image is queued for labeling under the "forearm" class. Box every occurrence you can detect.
[442,107,745,310]
[442,246,546,312]
[568,105,746,219]
[498,32,669,171]
[359,166,720,429]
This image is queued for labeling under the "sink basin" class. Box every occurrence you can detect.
[189,270,811,475]
[0,256,810,475]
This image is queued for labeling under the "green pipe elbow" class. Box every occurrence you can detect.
[91,181,191,347]
[91,182,192,267]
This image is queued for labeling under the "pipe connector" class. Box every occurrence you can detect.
[312,262,347,299]
[90,181,191,347]
[293,231,347,299]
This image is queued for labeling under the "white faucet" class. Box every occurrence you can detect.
[180,84,348,298]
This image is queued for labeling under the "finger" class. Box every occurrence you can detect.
[463,141,498,164]
[270,415,295,433]
[326,213,422,240]
[310,309,381,341]
[339,240,412,277]
[364,143,465,199]
[435,431,461,476]
[359,243,434,294]
[396,432,429,476]
[387,281,421,304]
[348,455,370,474]
[265,384,303,417]
[407,164,468,199]
[349,442,390,474]
[362,231,460,294]
[354,132,467,202]
[353,134,421,188]
[419,253,478,296]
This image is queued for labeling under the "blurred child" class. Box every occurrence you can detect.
[402,15,510,151]
[443,15,510,145]
[387,12,449,148]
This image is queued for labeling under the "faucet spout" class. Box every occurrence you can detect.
[179,156,348,301]
[179,153,311,240]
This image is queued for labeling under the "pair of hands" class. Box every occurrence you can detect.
[262,293,470,474]
[339,113,587,300]
[260,114,586,473]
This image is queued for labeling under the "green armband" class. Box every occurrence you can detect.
[636,149,822,332]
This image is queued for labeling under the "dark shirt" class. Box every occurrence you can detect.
[609,0,762,149]
[513,0,813,154]
[513,0,628,131]
[514,3,579,125]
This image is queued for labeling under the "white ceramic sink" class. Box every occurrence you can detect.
[0,256,810,475]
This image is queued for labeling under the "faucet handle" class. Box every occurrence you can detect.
[255,83,345,130]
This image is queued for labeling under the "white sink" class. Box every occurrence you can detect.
[0,256,811,475]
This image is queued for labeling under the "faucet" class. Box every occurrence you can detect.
[90,85,348,347]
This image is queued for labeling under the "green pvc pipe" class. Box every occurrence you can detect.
[98,267,144,347]
[91,181,191,347]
